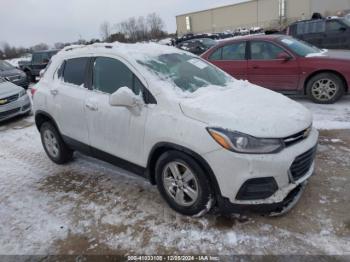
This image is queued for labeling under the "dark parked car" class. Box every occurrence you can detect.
[177,38,217,55]
[201,34,350,104]
[19,50,58,82]
[287,17,350,50]
[0,60,28,89]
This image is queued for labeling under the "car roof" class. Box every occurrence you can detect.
[33,49,59,54]
[51,42,189,67]
[218,34,283,44]
[292,17,345,24]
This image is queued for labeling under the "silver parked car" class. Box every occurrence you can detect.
[0,78,31,122]
[0,60,29,89]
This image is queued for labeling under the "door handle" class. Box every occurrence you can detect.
[252,65,259,69]
[85,102,98,111]
[50,89,59,96]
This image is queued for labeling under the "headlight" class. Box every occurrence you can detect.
[19,89,26,97]
[207,127,284,154]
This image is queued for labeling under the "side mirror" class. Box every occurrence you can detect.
[339,27,347,32]
[109,87,142,107]
[277,52,292,61]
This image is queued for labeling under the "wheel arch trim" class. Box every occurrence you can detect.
[304,69,348,94]
[146,142,223,198]
[35,110,60,133]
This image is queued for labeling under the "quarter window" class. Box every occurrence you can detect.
[250,41,286,60]
[63,57,89,86]
[209,48,222,60]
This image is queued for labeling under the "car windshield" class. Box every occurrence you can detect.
[341,18,350,27]
[138,53,233,92]
[278,36,322,57]
[197,38,216,48]
[0,60,14,71]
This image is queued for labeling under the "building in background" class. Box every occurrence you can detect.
[176,0,350,36]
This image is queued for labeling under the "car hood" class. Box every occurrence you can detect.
[307,50,350,60]
[0,68,24,77]
[0,81,23,97]
[179,82,312,138]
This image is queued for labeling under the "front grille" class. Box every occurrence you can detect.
[0,94,19,106]
[290,147,317,181]
[284,128,311,147]
[0,108,21,119]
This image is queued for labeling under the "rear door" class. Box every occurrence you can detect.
[52,57,91,144]
[207,41,248,80]
[247,40,300,91]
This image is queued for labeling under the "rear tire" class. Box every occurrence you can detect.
[40,122,73,164]
[155,151,213,216]
[306,73,345,104]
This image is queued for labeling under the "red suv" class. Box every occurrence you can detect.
[201,35,350,104]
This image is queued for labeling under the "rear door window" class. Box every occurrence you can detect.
[250,41,286,60]
[63,57,89,86]
[222,42,246,60]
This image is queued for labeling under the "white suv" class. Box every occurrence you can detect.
[33,43,318,216]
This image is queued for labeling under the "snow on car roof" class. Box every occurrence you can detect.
[57,42,186,63]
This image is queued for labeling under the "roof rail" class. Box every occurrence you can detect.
[63,45,85,52]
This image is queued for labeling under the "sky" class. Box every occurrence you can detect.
[0,0,247,48]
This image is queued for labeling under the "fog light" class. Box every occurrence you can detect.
[236,177,278,200]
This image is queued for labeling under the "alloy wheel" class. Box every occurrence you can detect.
[162,161,199,207]
[43,129,59,158]
[311,78,338,102]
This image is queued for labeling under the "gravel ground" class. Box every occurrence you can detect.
[0,99,349,256]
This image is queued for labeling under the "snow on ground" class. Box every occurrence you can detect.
[0,102,349,255]
[297,96,350,130]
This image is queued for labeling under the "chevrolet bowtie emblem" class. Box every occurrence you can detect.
[0,99,7,105]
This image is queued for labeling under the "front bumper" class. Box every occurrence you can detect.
[217,181,308,216]
[0,94,31,122]
[202,127,319,213]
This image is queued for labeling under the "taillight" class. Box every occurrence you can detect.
[30,87,37,97]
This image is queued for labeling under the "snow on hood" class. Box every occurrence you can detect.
[180,81,312,138]
[0,81,23,97]
[306,49,350,60]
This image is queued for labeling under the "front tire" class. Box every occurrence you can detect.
[40,122,73,164]
[155,151,213,216]
[306,73,345,104]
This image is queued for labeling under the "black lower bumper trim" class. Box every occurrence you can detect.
[217,182,306,215]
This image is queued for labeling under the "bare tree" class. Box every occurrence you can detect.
[31,43,49,51]
[100,21,111,41]
[54,42,65,50]
[147,13,165,39]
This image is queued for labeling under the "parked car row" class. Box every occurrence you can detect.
[19,50,58,82]
[201,34,350,104]
[177,38,217,55]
